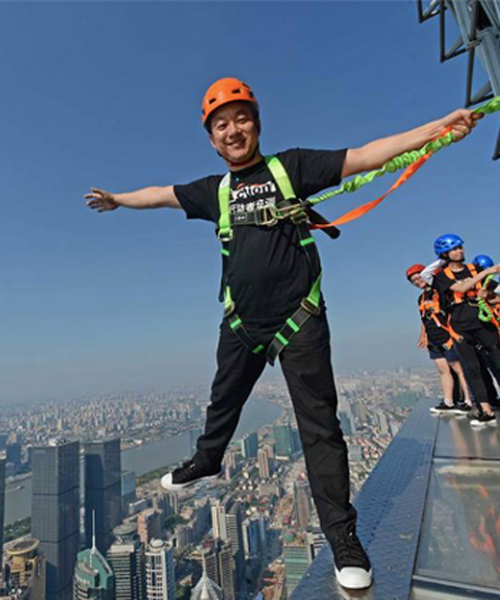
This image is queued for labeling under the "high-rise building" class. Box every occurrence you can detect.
[257,448,271,480]
[210,500,227,540]
[31,440,80,600]
[6,442,22,472]
[4,538,46,600]
[225,502,245,594]
[84,439,122,555]
[145,540,176,600]
[240,432,258,460]
[154,492,178,517]
[191,539,235,600]
[137,509,164,545]
[189,570,223,600]
[282,532,313,596]
[242,518,260,560]
[273,424,295,459]
[293,478,311,532]
[73,535,115,600]
[0,458,5,578]
[121,471,137,516]
[107,522,145,600]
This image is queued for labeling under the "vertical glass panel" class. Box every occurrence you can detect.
[415,460,500,592]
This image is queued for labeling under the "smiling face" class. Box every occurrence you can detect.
[208,101,261,167]
[410,273,427,289]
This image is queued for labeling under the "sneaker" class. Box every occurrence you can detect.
[470,413,497,427]
[454,403,472,414]
[160,458,222,491]
[331,523,373,590]
[430,402,456,414]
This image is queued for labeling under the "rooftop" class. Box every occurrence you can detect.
[290,399,500,600]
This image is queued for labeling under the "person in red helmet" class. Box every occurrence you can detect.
[406,264,473,414]
[86,77,481,590]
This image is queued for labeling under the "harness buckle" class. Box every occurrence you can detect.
[224,300,236,318]
[255,204,279,227]
[218,229,233,242]
[300,297,321,316]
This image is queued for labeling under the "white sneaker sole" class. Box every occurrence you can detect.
[334,566,373,590]
[160,471,222,492]
[470,420,496,427]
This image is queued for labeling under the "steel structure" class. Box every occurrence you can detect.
[417,0,500,159]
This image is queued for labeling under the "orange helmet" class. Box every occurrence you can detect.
[406,264,425,280]
[201,77,259,127]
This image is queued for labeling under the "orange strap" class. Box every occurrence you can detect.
[310,126,454,230]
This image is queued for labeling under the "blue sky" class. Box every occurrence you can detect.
[1,1,498,403]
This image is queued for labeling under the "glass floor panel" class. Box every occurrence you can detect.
[415,460,500,592]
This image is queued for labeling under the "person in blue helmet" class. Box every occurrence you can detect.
[432,235,500,426]
[85,77,482,591]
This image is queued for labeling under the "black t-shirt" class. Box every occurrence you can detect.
[418,289,451,347]
[433,265,481,332]
[174,148,346,328]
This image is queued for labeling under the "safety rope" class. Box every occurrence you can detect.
[308,95,500,229]
[478,274,498,324]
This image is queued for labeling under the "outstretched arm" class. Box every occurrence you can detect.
[450,265,500,293]
[85,186,181,212]
[342,108,483,178]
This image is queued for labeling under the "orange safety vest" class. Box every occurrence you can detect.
[419,288,462,346]
[443,263,482,305]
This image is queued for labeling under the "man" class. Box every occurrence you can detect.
[86,78,480,589]
[432,235,500,426]
[406,264,472,414]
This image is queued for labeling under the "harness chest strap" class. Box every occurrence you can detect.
[419,290,462,344]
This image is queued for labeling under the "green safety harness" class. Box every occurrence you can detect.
[218,156,323,366]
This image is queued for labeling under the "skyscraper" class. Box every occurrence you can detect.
[31,440,80,600]
[6,442,22,473]
[257,448,271,479]
[73,534,115,600]
[84,439,122,555]
[240,432,258,460]
[0,458,5,578]
[282,531,313,596]
[191,539,235,600]
[225,502,245,594]
[107,522,145,600]
[273,424,295,459]
[210,500,227,540]
[293,478,311,532]
[190,570,223,600]
[145,540,176,600]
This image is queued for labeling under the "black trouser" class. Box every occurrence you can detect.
[454,324,500,405]
[196,313,357,544]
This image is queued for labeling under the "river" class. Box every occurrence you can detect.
[4,396,282,525]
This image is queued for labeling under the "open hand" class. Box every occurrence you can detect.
[85,188,119,212]
[440,108,483,141]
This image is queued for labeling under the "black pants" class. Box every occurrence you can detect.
[196,313,357,544]
[454,324,500,405]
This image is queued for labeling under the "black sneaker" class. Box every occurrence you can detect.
[161,457,222,491]
[331,523,373,590]
[430,402,456,414]
[470,413,497,427]
[454,403,472,414]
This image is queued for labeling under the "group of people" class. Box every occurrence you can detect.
[407,234,500,426]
